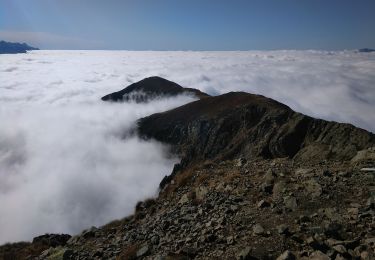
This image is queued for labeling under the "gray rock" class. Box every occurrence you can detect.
[305,179,322,198]
[333,244,347,254]
[264,169,276,183]
[276,250,295,260]
[151,235,160,245]
[273,181,287,199]
[179,194,189,204]
[277,224,289,235]
[236,246,252,260]
[227,236,234,245]
[284,196,298,211]
[309,250,330,260]
[236,158,247,167]
[257,199,270,208]
[351,147,375,163]
[253,224,265,235]
[136,245,150,257]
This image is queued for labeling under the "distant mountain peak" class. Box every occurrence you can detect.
[0,40,39,54]
[358,48,375,53]
[101,76,210,102]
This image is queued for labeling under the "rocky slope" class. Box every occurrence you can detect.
[101,76,209,102]
[1,78,375,260]
[0,40,38,54]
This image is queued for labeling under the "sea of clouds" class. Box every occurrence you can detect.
[0,50,374,244]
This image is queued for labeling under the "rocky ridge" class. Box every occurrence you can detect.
[1,77,375,260]
[138,91,374,173]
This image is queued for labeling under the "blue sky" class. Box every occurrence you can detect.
[0,0,374,50]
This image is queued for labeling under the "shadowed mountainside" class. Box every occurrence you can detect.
[101,76,210,102]
[138,91,375,170]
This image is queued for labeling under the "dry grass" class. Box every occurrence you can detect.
[0,241,49,260]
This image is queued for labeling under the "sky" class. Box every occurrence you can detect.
[0,0,374,50]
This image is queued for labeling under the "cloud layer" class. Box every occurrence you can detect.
[0,50,374,243]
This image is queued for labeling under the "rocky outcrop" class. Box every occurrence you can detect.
[0,40,38,54]
[101,76,209,102]
[138,92,375,167]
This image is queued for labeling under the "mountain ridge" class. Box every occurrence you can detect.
[138,91,374,168]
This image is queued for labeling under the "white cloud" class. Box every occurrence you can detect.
[0,50,374,243]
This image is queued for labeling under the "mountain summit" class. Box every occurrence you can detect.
[101,76,209,102]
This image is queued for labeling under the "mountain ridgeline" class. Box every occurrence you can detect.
[137,89,374,167]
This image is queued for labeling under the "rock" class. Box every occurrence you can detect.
[181,246,198,257]
[136,245,150,257]
[264,169,276,183]
[360,251,372,260]
[364,237,375,245]
[257,199,270,208]
[179,194,189,204]
[253,224,265,235]
[284,196,298,211]
[260,183,274,194]
[236,247,252,260]
[273,181,287,199]
[305,179,322,198]
[295,168,312,176]
[277,224,289,235]
[305,237,328,252]
[195,186,208,200]
[227,236,234,245]
[309,250,330,260]
[332,245,347,254]
[276,250,295,260]
[324,222,344,240]
[351,147,375,163]
[334,254,345,260]
[92,248,103,257]
[151,235,160,245]
[236,158,247,167]
[298,215,311,223]
[323,170,332,177]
